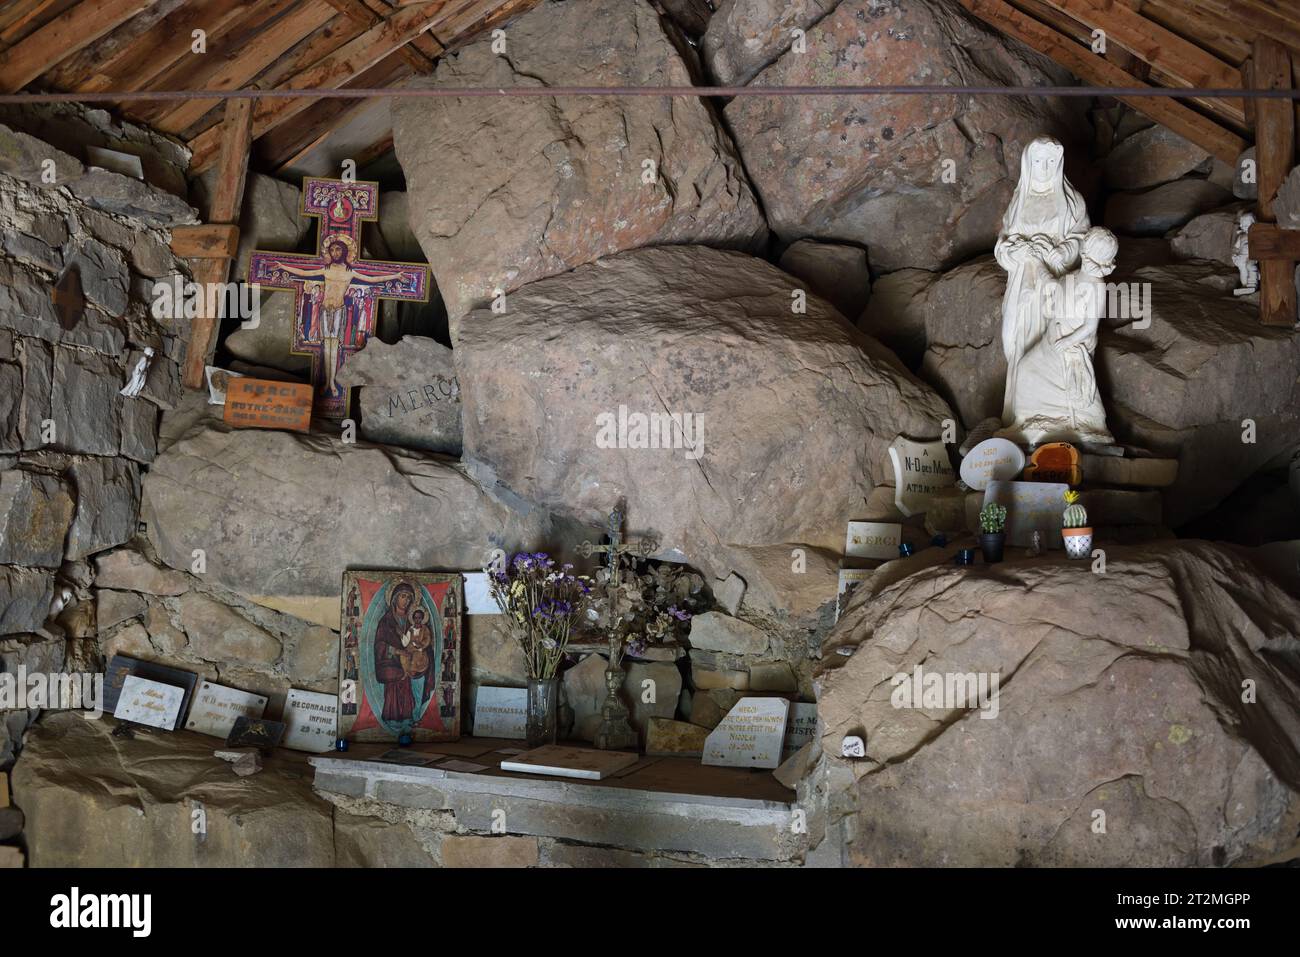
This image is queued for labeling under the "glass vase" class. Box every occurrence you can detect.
[525,677,559,749]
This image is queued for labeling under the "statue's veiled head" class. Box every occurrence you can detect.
[1024,136,1065,192]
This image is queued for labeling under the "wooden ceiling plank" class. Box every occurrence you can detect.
[961,0,1247,163]
[1251,36,1296,327]
[0,0,155,93]
[319,0,436,71]
[187,2,447,173]
[151,0,341,136]
[257,49,411,170]
[182,96,255,390]
[1228,0,1300,52]
[45,0,189,90]
[0,0,77,48]
[1034,0,1245,124]
[63,0,260,95]
[1141,0,1252,65]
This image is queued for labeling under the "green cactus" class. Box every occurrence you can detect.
[1062,491,1088,528]
[979,503,1007,534]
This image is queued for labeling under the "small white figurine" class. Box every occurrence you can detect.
[1233,210,1259,296]
[119,347,155,397]
[841,735,866,758]
[47,582,74,621]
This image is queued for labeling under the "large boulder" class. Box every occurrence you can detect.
[1104,125,1212,191]
[703,0,838,86]
[1099,262,1300,525]
[12,713,335,867]
[1105,179,1234,236]
[141,418,587,628]
[723,0,1087,272]
[391,0,767,320]
[815,541,1300,867]
[1169,203,1252,266]
[454,245,953,625]
[335,335,461,455]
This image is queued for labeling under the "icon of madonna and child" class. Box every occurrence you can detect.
[337,571,462,743]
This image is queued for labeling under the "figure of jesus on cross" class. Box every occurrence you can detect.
[249,178,430,420]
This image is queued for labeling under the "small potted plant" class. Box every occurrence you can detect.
[1062,491,1092,559]
[978,502,1007,564]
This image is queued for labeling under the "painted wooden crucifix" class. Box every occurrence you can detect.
[248,178,430,419]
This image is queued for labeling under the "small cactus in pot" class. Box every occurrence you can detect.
[1061,491,1092,559]
[977,502,1007,564]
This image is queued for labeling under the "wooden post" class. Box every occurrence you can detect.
[1252,38,1297,328]
[180,97,253,390]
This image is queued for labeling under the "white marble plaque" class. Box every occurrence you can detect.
[703,697,790,769]
[888,436,955,517]
[473,686,527,739]
[959,438,1026,491]
[983,480,1069,549]
[463,572,501,615]
[282,689,339,753]
[845,521,901,561]
[114,676,185,730]
[782,702,818,760]
[185,681,268,739]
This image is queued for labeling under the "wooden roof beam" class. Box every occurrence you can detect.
[320,0,436,74]
[0,0,154,93]
[1035,0,1245,126]
[961,0,1248,164]
[187,2,447,173]
[150,1,339,136]
[181,97,254,390]
[1250,37,1296,327]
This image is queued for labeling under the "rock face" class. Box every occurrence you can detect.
[1104,125,1212,191]
[1099,262,1300,525]
[336,336,461,455]
[455,245,953,624]
[1104,179,1233,235]
[13,713,335,867]
[724,0,1086,272]
[703,0,838,86]
[778,239,871,322]
[1169,203,1251,266]
[141,421,586,628]
[391,0,766,319]
[816,542,1300,867]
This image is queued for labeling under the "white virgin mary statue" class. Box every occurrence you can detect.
[995,136,1115,446]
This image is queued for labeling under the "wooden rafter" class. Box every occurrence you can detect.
[0,0,154,93]
[43,0,189,90]
[257,49,413,172]
[149,0,338,136]
[321,0,437,74]
[961,0,1248,164]
[186,1,447,173]
[181,97,254,390]
[0,0,79,49]
[1032,0,1245,126]
[60,0,261,95]
[1250,37,1296,328]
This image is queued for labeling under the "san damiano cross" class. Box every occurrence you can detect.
[248,178,430,419]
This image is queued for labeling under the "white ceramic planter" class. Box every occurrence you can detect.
[1062,527,1093,559]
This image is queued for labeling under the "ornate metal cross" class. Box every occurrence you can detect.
[577,506,658,751]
